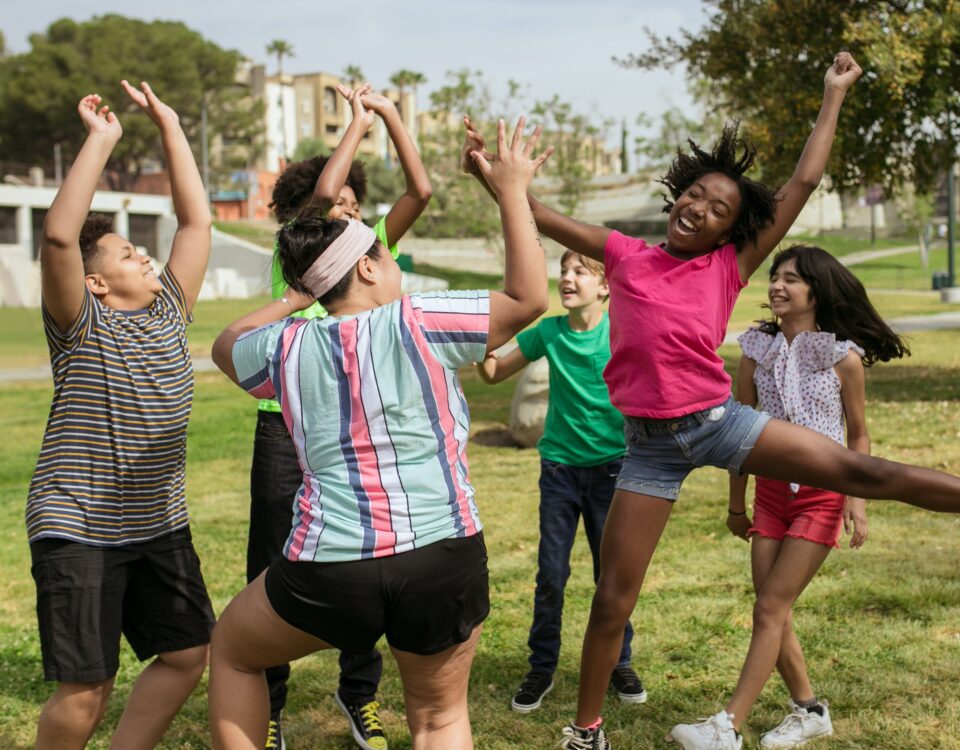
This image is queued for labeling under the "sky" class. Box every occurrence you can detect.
[4,1,710,148]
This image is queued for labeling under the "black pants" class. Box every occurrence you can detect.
[249,410,383,715]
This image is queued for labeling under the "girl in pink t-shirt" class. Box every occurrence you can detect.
[464,52,960,750]
[669,245,907,749]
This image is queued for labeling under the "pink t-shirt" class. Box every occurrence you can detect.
[603,231,746,418]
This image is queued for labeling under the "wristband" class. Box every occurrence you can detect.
[279,296,294,313]
[727,509,746,516]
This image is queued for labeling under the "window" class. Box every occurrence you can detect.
[129,214,159,258]
[0,207,17,244]
[324,87,337,114]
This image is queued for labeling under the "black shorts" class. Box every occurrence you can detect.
[265,533,489,656]
[30,528,216,683]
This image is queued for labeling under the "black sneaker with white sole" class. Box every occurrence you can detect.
[510,670,554,713]
[610,665,648,704]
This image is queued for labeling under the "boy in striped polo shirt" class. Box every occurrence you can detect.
[28,81,214,749]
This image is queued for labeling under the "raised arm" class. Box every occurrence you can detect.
[360,91,432,243]
[40,95,123,333]
[462,115,610,263]
[122,80,212,313]
[475,118,553,353]
[727,354,758,540]
[738,52,862,280]
[312,83,375,211]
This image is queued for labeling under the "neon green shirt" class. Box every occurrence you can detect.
[258,216,399,412]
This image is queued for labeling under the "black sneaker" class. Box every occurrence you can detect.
[560,722,610,750]
[334,690,388,750]
[265,714,286,750]
[510,670,554,713]
[610,665,648,704]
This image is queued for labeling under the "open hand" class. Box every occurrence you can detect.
[461,115,492,175]
[336,82,376,130]
[121,80,179,128]
[824,51,863,94]
[843,496,868,549]
[469,116,553,197]
[77,94,122,140]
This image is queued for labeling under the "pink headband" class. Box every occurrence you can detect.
[301,220,378,298]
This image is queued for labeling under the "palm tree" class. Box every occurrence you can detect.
[390,69,426,109]
[343,64,365,88]
[266,39,294,162]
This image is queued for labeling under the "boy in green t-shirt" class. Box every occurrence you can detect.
[477,251,645,714]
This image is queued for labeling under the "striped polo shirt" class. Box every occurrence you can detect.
[233,290,489,563]
[26,270,194,546]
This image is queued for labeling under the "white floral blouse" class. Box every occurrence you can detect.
[738,327,864,486]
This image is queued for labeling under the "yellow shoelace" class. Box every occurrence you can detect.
[359,701,384,732]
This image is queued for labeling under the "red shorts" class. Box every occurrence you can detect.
[749,477,844,549]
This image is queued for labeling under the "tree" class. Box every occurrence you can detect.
[291,137,328,162]
[266,39,294,162]
[531,95,612,215]
[617,0,960,192]
[343,64,365,87]
[416,69,610,238]
[0,15,262,191]
[390,68,427,108]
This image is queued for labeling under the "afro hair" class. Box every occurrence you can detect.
[658,122,779,250]
[269,156,367,224]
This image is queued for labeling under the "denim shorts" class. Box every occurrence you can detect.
[616,395,770,501]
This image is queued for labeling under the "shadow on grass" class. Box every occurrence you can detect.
[471,426,521,448]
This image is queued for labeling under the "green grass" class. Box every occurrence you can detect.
[214,221,276,249]
[2,323,960,748]
[785,233,912,257]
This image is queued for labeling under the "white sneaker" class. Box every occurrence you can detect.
[669,711,743,750]
[760,700,833,748]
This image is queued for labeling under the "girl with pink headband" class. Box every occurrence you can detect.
[209,118,553,750]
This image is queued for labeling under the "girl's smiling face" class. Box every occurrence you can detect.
[665,172,742,256]
[768,257,816,319]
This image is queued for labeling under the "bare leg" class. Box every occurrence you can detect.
[575,490,673,726]
[743,418,960,512]
[36,679,114,750]
[724,536,831,728]
[751,539,817,703]
[392,625,482,750]
[109,644,208,749]
[209,574,334,750]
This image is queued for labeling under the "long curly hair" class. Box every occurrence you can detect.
[658,122,779,251]
[269,156,367,224]
[759,245,909,366]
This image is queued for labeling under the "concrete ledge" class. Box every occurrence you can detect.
[940,287,960,303]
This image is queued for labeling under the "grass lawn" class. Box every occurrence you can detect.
[1,294,960,748]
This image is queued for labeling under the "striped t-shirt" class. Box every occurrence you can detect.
[232,290,489,563]
[26,270,194,546]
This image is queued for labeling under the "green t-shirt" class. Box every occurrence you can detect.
[516,313,625,467]
[258,216,399,412]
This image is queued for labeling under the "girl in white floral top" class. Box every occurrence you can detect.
[672,245,908,749]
